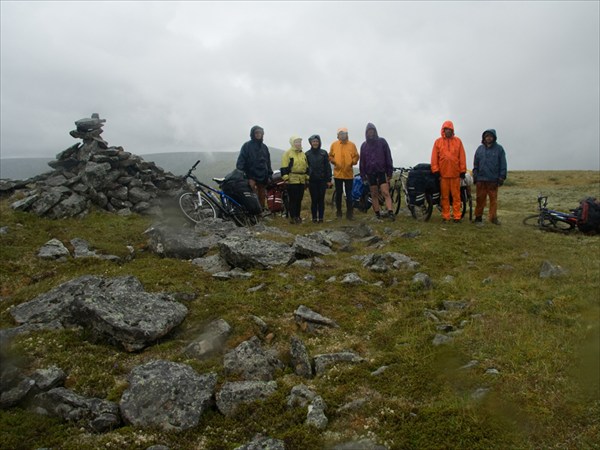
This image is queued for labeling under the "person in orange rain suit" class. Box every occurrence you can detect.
[430,120,467,222]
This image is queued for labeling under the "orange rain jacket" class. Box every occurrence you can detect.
[329,139,359,179]
[430,120,467,178]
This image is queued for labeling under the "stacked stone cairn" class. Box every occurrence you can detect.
[7,114,184,218]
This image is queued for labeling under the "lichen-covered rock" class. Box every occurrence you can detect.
[120,360,217,431]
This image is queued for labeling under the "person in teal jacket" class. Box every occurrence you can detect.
[473,129,507,225]
[281,135,309,224]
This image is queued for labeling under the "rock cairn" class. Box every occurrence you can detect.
[6,114,183,218]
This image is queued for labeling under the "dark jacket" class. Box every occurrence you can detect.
[236,125,273,184]
[306,135,333,183]
[473,129,507,182]
[359,123,393,179]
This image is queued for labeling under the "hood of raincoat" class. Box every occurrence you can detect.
[481,129,497,144]
[288,135,303,151]
[440,120,455,137]
[308,134,322,148]
[250,125,264,143]
[365,123,379,142]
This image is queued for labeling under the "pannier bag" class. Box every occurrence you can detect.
[407,163,440,206]
[267,187,285,212]
[576,197,600,234]
[351,175,367,203]
[221,169,262,215]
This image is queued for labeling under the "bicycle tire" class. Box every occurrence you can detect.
[460,188,468,220]
[393,186,403,215]
[523,214,541,227]
[179,192,217,223]
[410,193,434,221]
[541,215,575,231]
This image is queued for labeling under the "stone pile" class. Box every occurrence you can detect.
[5,114,183,218]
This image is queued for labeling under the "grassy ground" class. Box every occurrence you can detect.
[0,170,598,450]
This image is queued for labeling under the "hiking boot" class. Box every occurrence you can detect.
[317,219,323,223]
[312,218,318,223]
[474,216,483,223]
[453,218,462,223]
[375,212,383,220]
[346,211,354,221]
[491,218,501,225]
[336,210,343,218]
[388,211,395,221]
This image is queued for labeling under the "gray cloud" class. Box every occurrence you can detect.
[1,1,598,170]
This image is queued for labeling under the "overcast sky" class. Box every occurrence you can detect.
[1,1,599,170]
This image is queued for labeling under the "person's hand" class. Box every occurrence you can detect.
[433,171,440,180]
[327,182,333,189]
[460,172,466,179]
[498,178,505,186]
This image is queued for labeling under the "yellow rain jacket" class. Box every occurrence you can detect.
[329,139,359,180]
[282,135,309,184]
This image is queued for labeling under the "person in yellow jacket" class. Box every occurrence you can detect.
[431,120,467,222]
[329,127,359,219]
[281,135,309,224]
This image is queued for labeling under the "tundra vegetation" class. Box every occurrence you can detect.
[0,170,598,450]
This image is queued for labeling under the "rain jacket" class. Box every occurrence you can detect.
[329,136,359,180]
[281,135,309,184]
[359,123,394,179]
[430,120,467,178]
[473,129,507,182]
[236,125,273,184]
[306,135,333,183]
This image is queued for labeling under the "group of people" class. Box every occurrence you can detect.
[235,121,508,225]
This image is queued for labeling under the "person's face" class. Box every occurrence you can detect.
[293,139,302,150]
[443,128,453,138]
[484,134,494,146]
[338,131,348,142]
[254,129,264,140]
[366,128,376,139]
[310,139,320,149]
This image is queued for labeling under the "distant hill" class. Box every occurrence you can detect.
[0,149,285,181]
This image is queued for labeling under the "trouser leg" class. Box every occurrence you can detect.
[440,178,451,220]
[449,177,462,220]
[344,178,354,218]
[309,182,319,219]
[317,182,327,220]
[475,182,487,218]
[334,178,344,215]
[487,183,499,221]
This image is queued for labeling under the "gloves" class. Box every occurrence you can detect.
[498,178,505,186]
[460,172,466,179]
[433,172,440,180]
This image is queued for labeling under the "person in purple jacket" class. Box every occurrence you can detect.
[359,123,395,221]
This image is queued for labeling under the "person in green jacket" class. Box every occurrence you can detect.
[281,135,309,224]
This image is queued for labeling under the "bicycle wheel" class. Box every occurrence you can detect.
[542,215,575,231]
[393,189,402,215]
[179,192,217,223]
[460,187,468,220]
[523,214,541,227]
[409,194,434,221]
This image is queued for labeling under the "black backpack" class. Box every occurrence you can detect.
[407,163,440,206]
[576,197,600,234]
[221,169,262,215]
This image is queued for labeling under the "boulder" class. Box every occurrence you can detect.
[216,381,278,417]
[223,336,284,381]
[219,236,296,269]
[34,387,120,432]
[120,360,217,431]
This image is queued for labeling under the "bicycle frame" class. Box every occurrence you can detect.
[179,160,259,226]
[523,195,578,231]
